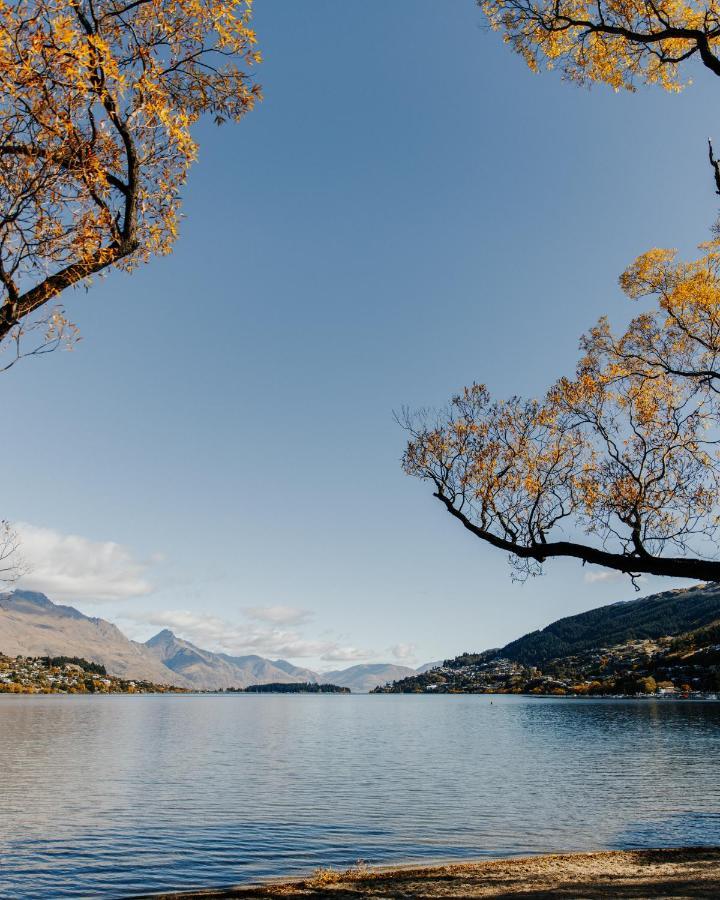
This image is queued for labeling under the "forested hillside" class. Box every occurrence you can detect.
[376,583,720,695]
[500,584,720,666]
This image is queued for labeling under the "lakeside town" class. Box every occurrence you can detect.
[0,654,185,694]
[0,653,354,695]
[4,638,720,699]
[373,635,720,698]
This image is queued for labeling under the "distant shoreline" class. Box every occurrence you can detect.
[2,689,720,699]
[137,848,720,898]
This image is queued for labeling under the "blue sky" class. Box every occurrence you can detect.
[3,0,719,668]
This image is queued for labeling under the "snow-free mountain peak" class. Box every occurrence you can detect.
[146,628,176,645]
[0,590,422,691]
[0,590,188,686]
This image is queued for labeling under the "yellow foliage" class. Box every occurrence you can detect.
[403,235,720,579]
[480,0,720,91]
[0,0,261,339]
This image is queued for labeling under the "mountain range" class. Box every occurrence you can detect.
[0,591,415,691]
[0,591,179,685]
[7,582,716,695]
[143,629,319,690]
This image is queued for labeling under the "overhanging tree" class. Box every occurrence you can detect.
[479,0,720,89]
[403,1,720,584]
[0,521,22,586]
[0,0,261,580]
[0,0,261,371]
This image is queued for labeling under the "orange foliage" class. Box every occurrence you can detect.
[0,0,261,359]
[480,0,720,91]
[403,241,720,582]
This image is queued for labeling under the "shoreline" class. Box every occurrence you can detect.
[3,690,720,699]
[141,847,720,898]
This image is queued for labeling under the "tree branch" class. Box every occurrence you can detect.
[709,138,720,196]
[434,489,720,581]
[0,238,138,342]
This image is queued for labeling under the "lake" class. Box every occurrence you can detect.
[1,694,719,898]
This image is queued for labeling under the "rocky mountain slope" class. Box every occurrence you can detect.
[144,631,414,691]
[144,629,321,690]
[0,591,415,691]
[0,591,189,686]
[321,662,415,693]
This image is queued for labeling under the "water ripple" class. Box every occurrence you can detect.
[0,694,719,898]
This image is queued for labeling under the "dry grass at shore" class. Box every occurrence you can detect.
[147,847,720,899]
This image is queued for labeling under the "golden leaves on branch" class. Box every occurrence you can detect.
[480,0,720,91]
[403,239,720,579]
[0,0,262,348]
[402,1,720,580]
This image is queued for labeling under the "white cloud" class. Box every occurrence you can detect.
[321,646,375,662]
[584,570,620,584]
[390,642,418,662]
[242,605,312,626]
[126,607,376,662]
[584,568,646,585]
[15,523,153,602]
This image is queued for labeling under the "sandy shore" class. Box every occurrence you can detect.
[146,847,720,898]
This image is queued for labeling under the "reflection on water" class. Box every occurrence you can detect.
[0,694,718,898]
